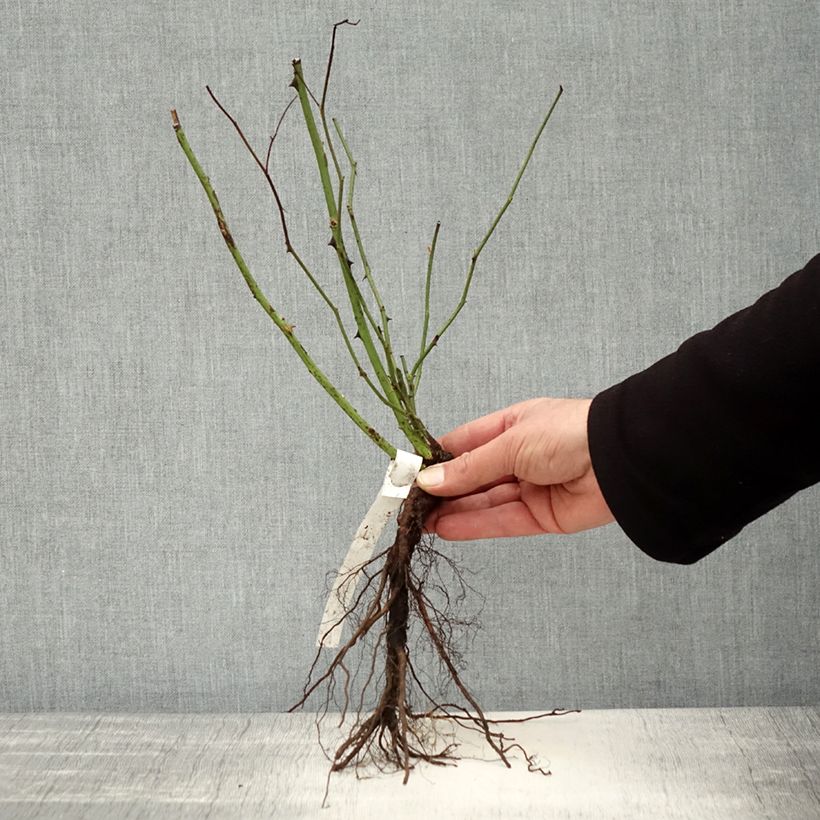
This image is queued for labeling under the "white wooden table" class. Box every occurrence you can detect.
[0,708,817,818]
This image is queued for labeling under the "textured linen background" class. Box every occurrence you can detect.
[1,0,818,712]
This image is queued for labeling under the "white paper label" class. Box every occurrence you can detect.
[316,449,423,648]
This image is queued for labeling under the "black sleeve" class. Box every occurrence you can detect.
[587,252,820,564]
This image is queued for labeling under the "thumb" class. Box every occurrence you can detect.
[416,432,515,496]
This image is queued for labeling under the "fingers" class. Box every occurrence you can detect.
[435,501,548,540]
[424,477,616,538]
[436,398,539,456]
[422,480,518,534]
[417,429,518,496]
[435,482,522,517]
[420,399,542,496]
[436,407,510,456]
[424,481,562,539]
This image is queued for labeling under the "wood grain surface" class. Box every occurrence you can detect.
[0,708,817,818]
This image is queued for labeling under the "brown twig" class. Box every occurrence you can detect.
[265,94,298,173]
[321,19,360,111]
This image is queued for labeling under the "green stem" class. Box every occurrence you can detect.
[330,118,437,450]
[203,85,400,412]
[415,220,441,394]
[171,109,397,459]
[291,60,431,458]
[399,355,416,414]
[285,245,408,417]
[332,117,400,394]
[410,85,563,381]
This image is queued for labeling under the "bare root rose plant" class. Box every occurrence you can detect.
[172,19,575,805]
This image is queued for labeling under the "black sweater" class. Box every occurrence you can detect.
[587,252,820,564]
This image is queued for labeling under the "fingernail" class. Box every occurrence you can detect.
[417,464,444,488]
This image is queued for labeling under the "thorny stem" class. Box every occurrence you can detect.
[171,109,397,458]
[399,355,417,415]
[410,85,563,382]
[203,85,405,417]
[332,118,402,396]
[291,58,433,458]
[330,117,438,450]
[298,23,435,452]
[297,77,393,365]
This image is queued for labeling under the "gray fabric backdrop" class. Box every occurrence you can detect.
[1,0,818,712]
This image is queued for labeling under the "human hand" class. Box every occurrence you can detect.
[417,397,614,539]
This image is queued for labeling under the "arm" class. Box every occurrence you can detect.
[588,253,820,564]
